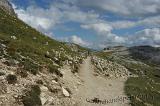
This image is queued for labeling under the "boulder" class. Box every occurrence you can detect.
[62,87,70,97]
[40,86,48,92]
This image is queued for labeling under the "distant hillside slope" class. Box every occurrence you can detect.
[128,46,160,65]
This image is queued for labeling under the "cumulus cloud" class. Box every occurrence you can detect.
[81,22,126,48]
[110,21,136,29]
[11,0,160,49]
[13,2,100,30]
[77,0,160,17]
[128,28,160,47]
[69,35,90,46]
[81,23,112,35]
[58,35,90,47]
[137,15,160,27]
[13,5,62,32]
[85,26,160,48]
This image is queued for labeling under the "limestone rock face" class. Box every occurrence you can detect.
[0,0,16,16]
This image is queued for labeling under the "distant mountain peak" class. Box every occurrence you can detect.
[0,0,16,16]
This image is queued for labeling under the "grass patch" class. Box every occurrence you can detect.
[125,77,160,106]
[96,51,160,106]
[48,65,63,77]
[22,85,41,106]
[94,51,113,59]
[6,74,17,84]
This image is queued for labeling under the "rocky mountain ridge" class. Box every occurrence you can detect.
[0,0,16,16]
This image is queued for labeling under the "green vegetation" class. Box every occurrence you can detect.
[22,85,41,106]
[16,68,28,78]
[36,80,43,85]
[123,62,160,106]
[129,46,160,66]
[94,51,113,59]
[71,63,79,73]
[48,65,62,77]
[6,74,17,84]
[0,8,87,75]
[95,51,160,106]
[0,72,5,76]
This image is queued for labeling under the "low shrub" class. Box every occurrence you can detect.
[0,72,5,76]
[36,80,43,85]
[48,65,63,77]
[16,69,28,78]
[6,74,17,84]
[71,64,79,73]
[22,85,42,106]
[22,59,40,75]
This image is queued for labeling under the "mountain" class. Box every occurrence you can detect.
[0,1,89,74]
[0,2,89,106]
[128,45,160,65]
[0,0,16,16]
[1,0,160,105]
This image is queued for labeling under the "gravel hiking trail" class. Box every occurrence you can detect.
[73,57,130,106]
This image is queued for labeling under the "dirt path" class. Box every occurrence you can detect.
[73,57,130,106]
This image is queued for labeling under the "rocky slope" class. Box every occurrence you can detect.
[95,46,160,106]
[91,56,131,79]
[0,0,16,16]
[0,2,89,106]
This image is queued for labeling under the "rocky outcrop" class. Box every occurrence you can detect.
[0,0,16,16]
[0,59,77,106]
[91,56,131,79]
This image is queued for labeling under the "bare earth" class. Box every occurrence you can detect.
[72,57,131,106]
[62,57,131,106]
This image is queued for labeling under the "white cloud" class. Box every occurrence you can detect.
[77,0,160,17]
[58,35,90,47]
[64,10,99,24]
[106,15,160,30]
[137,15,160,27]
[14,6,62,32]
[87,27,160,49]
[11,1,160,49]
[110,21,136,29]
[129,28,160,46]
[13,2,100,31]
[70,35,90,46]
[81,22,126,48]
[81,23,112,35]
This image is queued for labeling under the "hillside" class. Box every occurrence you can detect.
[0,6,89,74]
[94,46,160,106]
[128,46,160,66]
[0,2,90,106]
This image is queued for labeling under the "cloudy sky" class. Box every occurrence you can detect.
[11,0,160,49]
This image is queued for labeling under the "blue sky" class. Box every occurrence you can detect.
[11,0,160,49]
